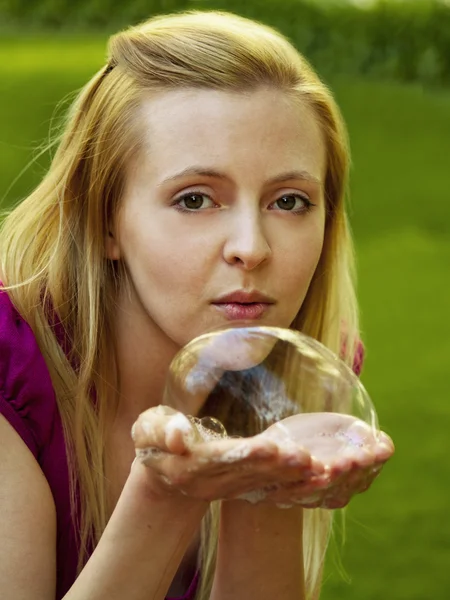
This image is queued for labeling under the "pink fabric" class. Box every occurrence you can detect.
[0,287,197,600]
[352,338,365,376]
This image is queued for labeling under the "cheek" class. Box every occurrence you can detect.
[306,228,325,273]
[122,214,213,295]
[279,220,325,291]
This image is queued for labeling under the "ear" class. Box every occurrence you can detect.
[105,231,121,260]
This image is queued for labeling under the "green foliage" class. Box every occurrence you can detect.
[0,0,450,87]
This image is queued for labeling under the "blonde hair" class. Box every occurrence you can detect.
[0,10,358,600]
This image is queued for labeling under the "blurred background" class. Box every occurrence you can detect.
[1,0,449,598]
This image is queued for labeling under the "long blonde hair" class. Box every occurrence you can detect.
[0,10,358,600]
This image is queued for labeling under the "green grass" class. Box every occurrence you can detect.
[1,38,449,599]
[325,78,450,599]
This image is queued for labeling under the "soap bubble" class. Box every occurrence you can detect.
[163,325,379,451]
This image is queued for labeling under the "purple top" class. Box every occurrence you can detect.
[0,287,197,600]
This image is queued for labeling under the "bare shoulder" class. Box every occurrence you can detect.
[0,414,57,600]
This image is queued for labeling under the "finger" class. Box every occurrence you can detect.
[326,443,377,477]
[217,457,326,504]
[147,451,280,501]
[265,436,324,474]
[244,447,384,508]
[144,438,300,500]
[355,463,385,493]
[321,496,350,510]
[137,434,321,502]
[218,453,317,500]
[374,431,395,462]
[321,472,376,508]
[192,435,280,465]
[258,472,329,505]
[139,436,279,489]
[132,406,199,455]
[319,462,383,508]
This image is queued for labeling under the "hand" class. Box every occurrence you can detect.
[131,407,394,509]
[131,405,321,502]
[257,412,394,508]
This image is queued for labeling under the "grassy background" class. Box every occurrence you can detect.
[1,37,449,598]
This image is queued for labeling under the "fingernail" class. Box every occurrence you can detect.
[142,421,154,436]
[131,420,151,442]
[165,413,196,448]
[166,413,192,433]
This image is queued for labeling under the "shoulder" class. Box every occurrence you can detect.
[0,286,58,458]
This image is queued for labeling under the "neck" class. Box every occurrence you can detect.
[111,286,181,422]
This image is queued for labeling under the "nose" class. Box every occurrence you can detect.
[223,210,272,270]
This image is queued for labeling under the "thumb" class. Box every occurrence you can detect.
[131,405,200,455]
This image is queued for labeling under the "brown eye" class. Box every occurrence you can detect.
[174,192,216,212]
[276,196,297,210]
[273,194,313,213]
[182,194,205,209]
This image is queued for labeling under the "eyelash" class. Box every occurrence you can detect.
[173,191,316,215]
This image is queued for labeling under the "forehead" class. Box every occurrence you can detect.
[133,87,326,182]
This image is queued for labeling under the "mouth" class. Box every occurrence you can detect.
[211,290,275,321]
[212,302,271,321]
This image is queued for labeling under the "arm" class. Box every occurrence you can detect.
[64,461,207,600]
[0,414,57,600]
[210,501,305,600]
[0,414,207,600]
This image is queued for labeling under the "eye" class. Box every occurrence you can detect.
[271,194,314,213]
[174,192,216,211]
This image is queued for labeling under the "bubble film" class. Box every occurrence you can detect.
[164,326,379,450]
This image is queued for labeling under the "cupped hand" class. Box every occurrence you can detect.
[257,412,394,508]
[131,406,394,509]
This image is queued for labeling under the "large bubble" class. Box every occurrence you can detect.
[163,325,379,449]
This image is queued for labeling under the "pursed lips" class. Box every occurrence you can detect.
[211,290,275,320]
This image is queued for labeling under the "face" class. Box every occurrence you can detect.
[107,87,326,354]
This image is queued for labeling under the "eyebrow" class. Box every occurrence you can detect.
[158,167,322,187]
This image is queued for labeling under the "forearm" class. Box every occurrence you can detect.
[64,462,208,600]
[210,501,305,600]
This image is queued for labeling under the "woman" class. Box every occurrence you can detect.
[0,9,393,600]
